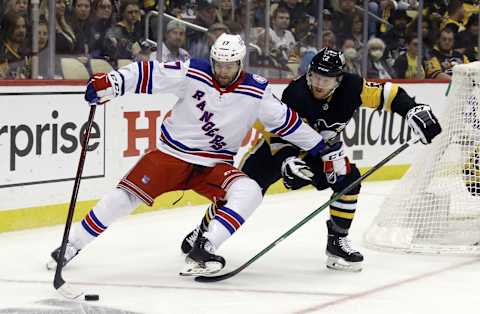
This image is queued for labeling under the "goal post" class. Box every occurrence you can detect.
[364,62,480,255]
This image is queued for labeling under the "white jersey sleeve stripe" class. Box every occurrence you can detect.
[271,108,300,135]
[134,61,154,94]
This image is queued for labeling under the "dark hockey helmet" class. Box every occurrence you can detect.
[308,48,345,77]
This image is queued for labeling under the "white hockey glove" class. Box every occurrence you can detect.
[281,157,314,190]
[406,104,442,144]
[320,142,351,185]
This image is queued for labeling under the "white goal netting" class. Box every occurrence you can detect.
[364,62,480,255]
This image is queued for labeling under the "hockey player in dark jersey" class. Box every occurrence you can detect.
[180,48,442,272]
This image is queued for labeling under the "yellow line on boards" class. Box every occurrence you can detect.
[0,164,410,233]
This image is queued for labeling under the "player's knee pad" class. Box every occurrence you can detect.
[94,188,142,225]
[224,177,263,221]
[332,164,361,194]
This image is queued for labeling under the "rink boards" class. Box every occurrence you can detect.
[0,80,449,232]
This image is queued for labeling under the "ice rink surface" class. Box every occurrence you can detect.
[1,181,479,314]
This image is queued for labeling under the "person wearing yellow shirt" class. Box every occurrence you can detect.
[393,34,426,79]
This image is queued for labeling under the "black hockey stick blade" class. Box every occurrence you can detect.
[53,105,97,298]
[195,138,419,283]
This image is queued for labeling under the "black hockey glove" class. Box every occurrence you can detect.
[281,156,314,190]
[406,104,442,144]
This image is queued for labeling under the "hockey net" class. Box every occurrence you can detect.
[364,62,480,255]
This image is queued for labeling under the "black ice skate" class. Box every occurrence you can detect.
[180,236,225,276]
[46,242,80,270]
[181,225,203,254]
[325,220,363,272]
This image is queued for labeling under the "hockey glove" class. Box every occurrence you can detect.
[85,73,114,105]
[406,104,442,144]
[320,142,351,185]
[281,156,314,190]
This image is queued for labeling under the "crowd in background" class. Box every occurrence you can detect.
[0,0,479,80]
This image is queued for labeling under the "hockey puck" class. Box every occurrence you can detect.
[84,294,100,301]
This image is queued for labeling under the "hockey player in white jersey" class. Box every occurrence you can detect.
[47,34,338,275]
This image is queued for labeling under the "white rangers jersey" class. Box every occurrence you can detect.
[108,58,324,166]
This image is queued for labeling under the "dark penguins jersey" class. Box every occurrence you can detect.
[282,73,416,134]
[262,72,419,155]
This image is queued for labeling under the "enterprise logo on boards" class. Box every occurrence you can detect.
[0,92,106,188]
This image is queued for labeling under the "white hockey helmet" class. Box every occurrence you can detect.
[210,33,246,72]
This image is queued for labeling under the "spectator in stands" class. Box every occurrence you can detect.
[331,0,360,39]
[298,30,336,75]
[350,13,364,50]
[380,9,411,64]
[459,14,479,62]
[218,0,235,24]
[369,0,411,37]
[55,0,77,54]
[441,0,466,34]
[366,37,396,78]
[4,0,28,16]
[190,22,229,59]
[90,0,115,59]
[393,34,425,79]
[277,0,306,30]
[322,9,333,32]
[149,20,190,62]
[342,37,362,75]
[407,15,436,60]
[322,30,337,49]
[263,6,296,68]
[0,13,30,79]
[36,17,60,78]
[186,0,219,51]
[232,0,264,42]
[105,0,142,60]
[425,27,469,80]
[68,0,93,55]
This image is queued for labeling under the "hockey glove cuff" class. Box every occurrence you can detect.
[85,73,114,105]
[321,142,351,184]
[406,104,442,144]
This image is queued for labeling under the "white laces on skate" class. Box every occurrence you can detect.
[339,237,358,255]
[186,226,201,245]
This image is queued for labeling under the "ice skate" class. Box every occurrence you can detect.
[180,225,203,254]
[325,220,363,272]
[180,236,225,276]
[46,242,80,270]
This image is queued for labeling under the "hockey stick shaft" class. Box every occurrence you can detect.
[195,137,419,282]
[54,105,96,291]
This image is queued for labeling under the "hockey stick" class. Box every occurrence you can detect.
[195,137,420,283]
[53,105,97,299]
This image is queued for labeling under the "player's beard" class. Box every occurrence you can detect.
[217,74,236,87]
[312,86,333,99]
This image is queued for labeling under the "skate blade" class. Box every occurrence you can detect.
[179,261,223,276]
[326,256,362,272]
[46,258,57,271]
